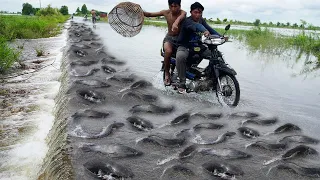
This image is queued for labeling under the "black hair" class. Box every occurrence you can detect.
[190,2,204,11]
[168,0,181,6]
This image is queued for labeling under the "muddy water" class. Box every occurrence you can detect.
[41,20,320,180]
[0,24,68,179]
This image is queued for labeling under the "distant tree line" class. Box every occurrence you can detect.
[74,4,108,17]
[21,3,69,16]
[0,11,22,14]
[204,17,319,30]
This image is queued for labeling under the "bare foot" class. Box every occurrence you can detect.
[164,72,171,86]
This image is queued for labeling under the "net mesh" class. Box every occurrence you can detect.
[108,2,144,37]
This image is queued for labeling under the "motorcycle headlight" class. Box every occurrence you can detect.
[211,38,222,45]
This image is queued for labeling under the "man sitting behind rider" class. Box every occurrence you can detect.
[176,2,225,93]
[143,0,186,86]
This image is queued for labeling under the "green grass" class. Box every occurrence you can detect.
[0,37,20,73]
[0,15,68,40]
[0,14,68,73]
[143,20,167,27]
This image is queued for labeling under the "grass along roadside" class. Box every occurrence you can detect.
[0,37,21,73]
[0,15,69,40]
[0,14,69,73]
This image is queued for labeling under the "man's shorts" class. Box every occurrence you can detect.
[163,34,178,48]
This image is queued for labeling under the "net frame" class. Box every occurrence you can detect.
[108,2,145,37]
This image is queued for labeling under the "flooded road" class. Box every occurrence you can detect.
[94,22,320,136]
[1,17,320,180]
[50,19,320,180]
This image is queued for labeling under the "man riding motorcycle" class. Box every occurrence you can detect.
[175,2,228,93]
[144,0,186,86]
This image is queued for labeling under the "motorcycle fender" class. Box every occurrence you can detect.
[216,64,237,75]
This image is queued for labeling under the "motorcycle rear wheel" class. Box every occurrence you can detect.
[216,74,240,107]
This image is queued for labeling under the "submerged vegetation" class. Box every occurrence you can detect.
[0,5,69,73]
[143,20,320,76]
[144,20,320,62]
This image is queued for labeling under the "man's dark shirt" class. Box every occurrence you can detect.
[177,16,221,47]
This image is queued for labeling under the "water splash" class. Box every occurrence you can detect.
[157,155,178,165]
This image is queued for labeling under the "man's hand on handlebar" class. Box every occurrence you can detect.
[203,31,210,37]
[224,36,229,42]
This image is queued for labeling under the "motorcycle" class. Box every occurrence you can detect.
[160,24,240,107]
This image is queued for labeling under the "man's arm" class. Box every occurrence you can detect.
[144,10,165,17]
[175,10,187,24]
[172,10,187,32]
[202,19,221,36]
[185,18,207,32]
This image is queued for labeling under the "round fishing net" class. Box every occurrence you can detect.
[108,2,144,37]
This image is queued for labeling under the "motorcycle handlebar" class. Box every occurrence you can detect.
[201,35,228,46]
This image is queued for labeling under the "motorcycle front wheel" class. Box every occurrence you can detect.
[215,74,240,107]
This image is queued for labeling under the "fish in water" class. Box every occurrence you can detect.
[191,112,223,120]
[121,91,158,103]
[74,80,111,88]
[90,42,103,47]
[70,68,100,77]
[274,123,301,134]
[269,162,320,178]
[160,163,196,179]
[178,145,198,159]
[279,135,319,144]
[241,117,278,126]
[246,141,287,151]
[192,132,236,145]
[230,111,259,118]
[202,161,244,180]
[264,145,318,165]
[71,122,124,139]
[73,49,88,57]
[126,116,154,131]
[96,49,107,55]
[157,145,198,165]
[175,129,194,139]
[70,60,98,66]
[129,104,175,114]
[138,135,185,147]
[199,148,252,159]
[84,159,134,179]
[101,57,125,66]
[193,123,224,130]
[82,37,92,41]
[109,74,136,83]
[71,44,91,49]
[72,109,110,119]
[80,143,143,158]
[101,65,116,74]
[77,90,106,103]
[171,113,191,125]
[282,145,318,160]
[130,80,153,90]
[238,127,260,138]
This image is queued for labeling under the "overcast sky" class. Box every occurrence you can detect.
[1,0,320,26]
